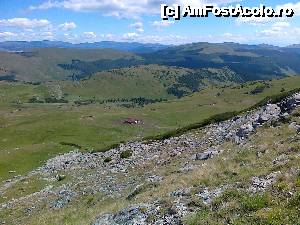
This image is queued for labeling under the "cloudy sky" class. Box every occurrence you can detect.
[0,0,300,46]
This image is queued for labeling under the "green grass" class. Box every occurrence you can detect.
[185,108,300,225]
[0,48,140,81]
[0,76,300,182]
[1,92,300,225]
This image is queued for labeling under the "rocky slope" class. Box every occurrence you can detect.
[0,93,300,225]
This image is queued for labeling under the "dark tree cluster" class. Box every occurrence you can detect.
[73,97,166,107]
[28,96,68,103]
[58,58,143,80]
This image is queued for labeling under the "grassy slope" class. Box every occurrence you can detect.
[1,43,300,82]
[5,93,300,225]
[0,65,240,102]
[143,43,300,81]
[58,65,190,100]
[0,48,140,81]
[187,110,300,225]
[0,76,300,182]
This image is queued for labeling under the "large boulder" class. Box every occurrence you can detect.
[258,104,281,123]
[92,203,184,225]
[250,172,281,193]
[289,122,300,132]
[93,204,150,225]
[236,123,254,138]
[193,149,217,161]
[294,93,300,102]
[278,93,300,113]
[279,98,297,113]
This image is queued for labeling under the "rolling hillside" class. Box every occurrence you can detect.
[1,41,300,225]
[143,42,300,81]
[0,48,142,81]
[0,64,244,107]
[1,76,300,225]
[1,42,300,82]
[0,76,299,181]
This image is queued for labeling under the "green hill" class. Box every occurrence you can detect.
[0,65,244,107]
[143,42,300,81]
[0,48,142,81]
[1,42,300,82]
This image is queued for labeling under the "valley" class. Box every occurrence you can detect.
[1,75,300,182]
[0,86,300,225]
[0,41,300,225]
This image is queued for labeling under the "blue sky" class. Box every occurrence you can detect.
[0,0,300,46]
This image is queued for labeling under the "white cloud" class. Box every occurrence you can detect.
[0,18,51,29]
[1,27,300,46]
[272,21,290,30]
[258,28,300,45]
[0,18,80,42]
[137,34,188,44]
[83,31,97,39]
[123,32,139,40]
[0,30,57,42]
[152,20,175,28]
[0,32,18,39]
[260,22,291,37]
[29,0,241,18]
[119,32,248,45]
[59,22,77,31]
[236,16,275,26]
[99,33,115,40]
[276,2,300,16]
[236,1,300,26]
[129,22,144,33]
[254,20,300,46]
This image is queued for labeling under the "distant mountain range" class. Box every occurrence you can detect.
[143,42,300,81]
[287,44,300,49]
[0,40,169,53]
[0,41,300,82]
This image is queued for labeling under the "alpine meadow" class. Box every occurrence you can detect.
[1,1,300,225]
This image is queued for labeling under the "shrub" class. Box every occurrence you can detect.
[120,150,133,159]
[74,99,95,105]
[45,97,68,103]
[28,96,44,103]
[56,174,66,181]
[250,85,265,95]
[289,192,300,207]
[104,157,112,163]
[59,142,82,149]
[241,194,269,212]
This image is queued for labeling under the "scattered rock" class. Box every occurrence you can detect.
[170,188,191,198]
[92,203,184,225]
[127,184,145,200]
[259,104,281,122]
[179,164,194,173]
[51,188,77,209]
[289,122,300,132]
[273,154,289,167]
[196,186,228,205]
[250,171,281,192]
[193,149,217,161]
[147,175,163,183]
[93,204,150,225]
[2,92,300,223]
